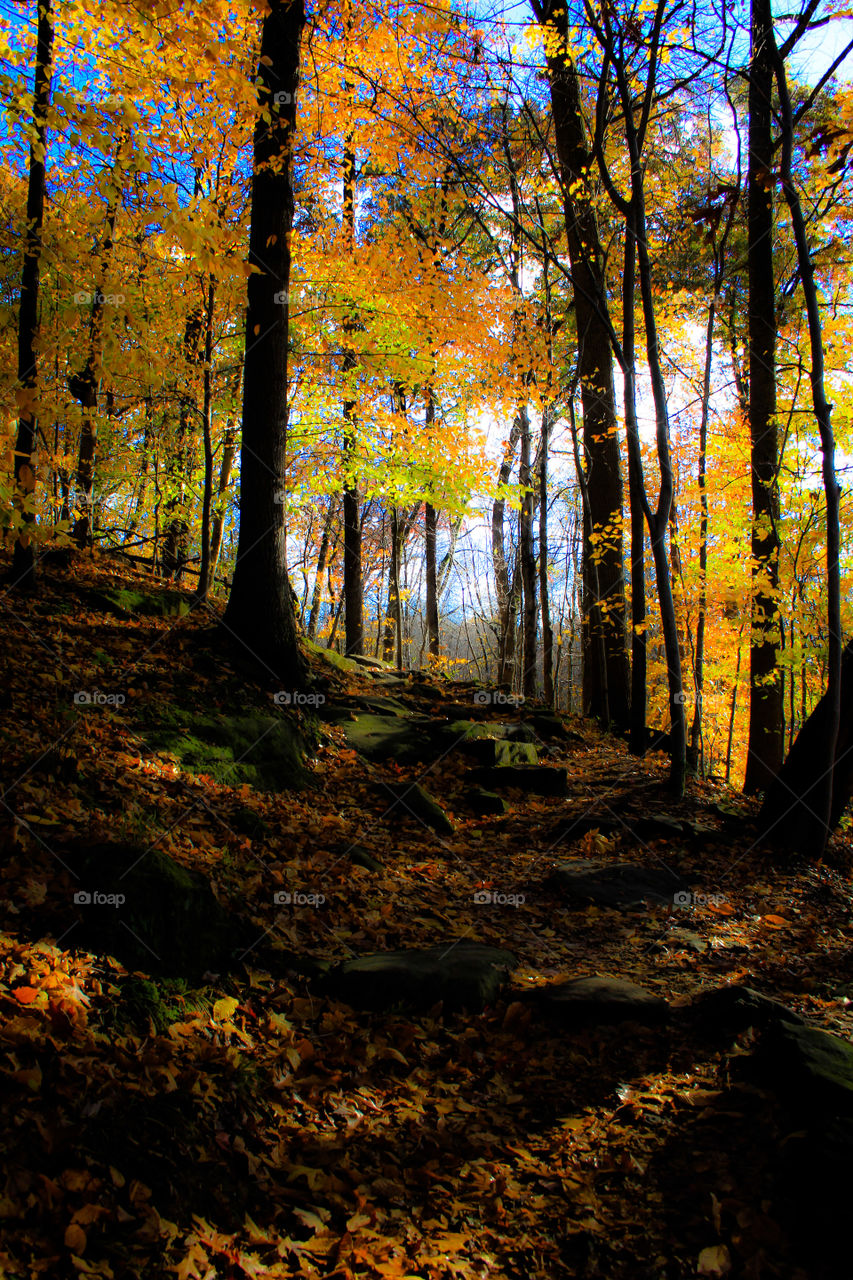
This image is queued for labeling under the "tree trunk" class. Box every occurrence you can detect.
[622,209,647,755]
[10,0,54,591]
[519,403,537,698]
[207,378,242,590]
[307,497,338,640]
[425,500,439,659]
[539,403,554,705]
[744,0,784,793]
[195,275,217,600]
[70,154,122,549]
[761,19,843,853]
[690,300,716,773]
[341,140,363,656]
[492,417,522,685]
[223,0,306,682]
[534,7,629,725]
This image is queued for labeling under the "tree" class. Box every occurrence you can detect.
[743,0,785,793]
[9,0,54,591]
[223,0,307,681]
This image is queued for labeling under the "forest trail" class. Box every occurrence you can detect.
[1,557,852,1279]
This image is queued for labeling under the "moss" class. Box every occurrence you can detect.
[93,586,192,619]
[303,637,365,676]
[138,705,311,790]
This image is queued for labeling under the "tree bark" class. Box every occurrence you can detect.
[223,0,306,682]
[533,2,629,725]
[306,497,338,640]
[519,403,538,698]
[70,149,122,550]
[10,0,54,591]
[744,0,785,793]
[491,417,522,685]
[195,275,217,600]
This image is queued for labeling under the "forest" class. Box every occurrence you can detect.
[3,0,853,1277]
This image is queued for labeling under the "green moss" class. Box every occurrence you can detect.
[138,706,311,790]
[93,586,192,619]
[303,637,364,676]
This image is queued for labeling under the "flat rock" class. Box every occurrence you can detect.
[462,739,539,767]
[535,976,669,1026]
[549,860,689,910]
[338,712,434,763]
[688,984,805,1034]
[325,941,517,1012]
[471,764,568,796]
[380,782,455,834]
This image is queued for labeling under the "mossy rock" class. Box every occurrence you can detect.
[138,705,311,790]
[339,712,434,763]
[303,637,365,676]
[92,586,193,619]
[325,941,517,1012]
[462,739,539,767]
[65,840,253,978]
[744,1021,853,1116]
[471,764,569,796]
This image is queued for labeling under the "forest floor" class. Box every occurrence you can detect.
[1,552,853,1280]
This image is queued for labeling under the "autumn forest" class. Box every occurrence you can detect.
[3,0,853,1276]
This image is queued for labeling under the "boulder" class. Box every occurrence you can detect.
[549,860,689,910]
[535,976,669,1027]
[687,984,805,1035]
[742,1021,853,1116]
[324,941,517,1012]
[380,782,455,835]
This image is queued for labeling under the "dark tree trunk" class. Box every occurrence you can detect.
[534,7,629,725]
[539,404,554,705]
[195,275,217,600]
[341,140,363,656]
[10,0,54,591]
[519,403,537,698]
[622,210,647,755]
[744,0,784,793]
[207,376,242,591]
[492,417,522,685]
[762,18,843,852]
[223,0,306,681]
[425,500,439,659]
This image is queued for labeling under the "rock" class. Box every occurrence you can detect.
[338,712,434,763]
[743,1021,853,1116]
[324,941,517,1012]
[551,812,691,844]
[348,845,384,872]
[380,782,455,835]
[139,707,311,790]
[63,840,251,979]
[462,739,539,767]
[549,860,689,910]
[530,712,585,745]
[535,976,669,1026]
[471,764,569,796]
[687,984,805,1035]
[466,787,509,816]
